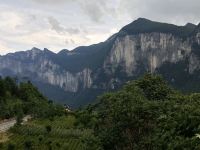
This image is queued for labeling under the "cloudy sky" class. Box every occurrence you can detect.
[0,0,199,55]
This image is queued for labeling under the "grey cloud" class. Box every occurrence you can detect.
[79,1,105,22]
[27,0,200,24]
[119,0,200,24]
[48,16,66,34]
[31,0,71,4]
[65,39,69,44]
[66,28,80,34]
[1,0,200,55]
[70,39,75,44]
[77,0,118,22]
[142,0,200,15]
[31,0,117,22]
[65,39,75,45]
[48,17,80,34]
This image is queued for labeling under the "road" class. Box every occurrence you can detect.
[0,119,16,133]
[0,116,31,133]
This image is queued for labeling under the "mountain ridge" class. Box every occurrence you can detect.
[0,18,200,108]
[1,18,199,57]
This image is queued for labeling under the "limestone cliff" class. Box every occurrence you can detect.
[105,33,191,75]
[0,48,92,93]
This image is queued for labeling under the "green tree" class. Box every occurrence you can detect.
[45,125,52,134]
[81,134,103,150]
[16,109,23,126]
[134,73,172,101]
[77,74,200,149]
[7,143,15,150]
[24,140,33,150]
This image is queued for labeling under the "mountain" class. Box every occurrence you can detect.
[0,18,200,108]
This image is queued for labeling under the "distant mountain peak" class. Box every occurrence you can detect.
[0,18,200,108]
[31,47,41,51]
[134,18,152,23]
[43,48,55,55]
[184,23,197,30]
[120,18,196,38]
[185,23,196,27]
[43,48,50,51]
[195,23,200,32]
[120,18,169,34]
[58,49,70,55]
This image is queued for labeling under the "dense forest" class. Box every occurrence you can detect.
[76,74,200,149]
[0,76,64,120]
[1,74,200,149]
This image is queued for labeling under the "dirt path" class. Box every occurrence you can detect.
[0,116,31,133]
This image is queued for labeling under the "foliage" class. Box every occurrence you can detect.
[1,115,88,150]
[45,125,52,134]
[7,143,15,150]
[76,74,200,150]
[133,73,173,101]
[16,109,23,126]
[2,74,200,150]
[0,76,64,120]
[24,139,33,150]
[81,134,103,150]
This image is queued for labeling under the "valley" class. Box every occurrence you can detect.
[1,74,200,149]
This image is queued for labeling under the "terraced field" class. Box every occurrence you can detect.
[0,115,91,150]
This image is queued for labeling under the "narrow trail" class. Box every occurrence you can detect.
[0,116,31,133]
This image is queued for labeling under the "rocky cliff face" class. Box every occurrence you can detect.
[38,62,92,92]
[0,49,92,93]
[105,33,191,75]
[0,18,200,107]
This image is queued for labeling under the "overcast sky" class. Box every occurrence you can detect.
[0,0,199,55]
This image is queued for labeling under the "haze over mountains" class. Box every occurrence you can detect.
[0,18,200,108]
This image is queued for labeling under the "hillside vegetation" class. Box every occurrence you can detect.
[0,115,91,150]
[75,74,200,149]
[2,74,200,149]
[0,76,64,120]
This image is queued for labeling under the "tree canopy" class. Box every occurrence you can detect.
[0,77,64,120]
[76,74,200,150]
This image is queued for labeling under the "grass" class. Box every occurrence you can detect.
[0,132,10,143]
[29,115,76,129]
[1,115,91,150]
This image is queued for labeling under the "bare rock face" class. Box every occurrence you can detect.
[196,33,200,44]
[189,53,200,74]
[0,49,92,93]
[105,33,192,75]
[38,60,92,92]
